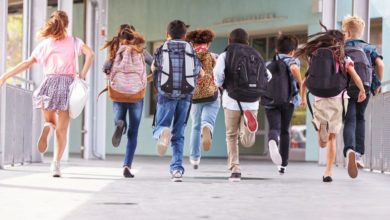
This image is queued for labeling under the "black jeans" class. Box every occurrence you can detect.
[265,104,294,166]
[343,94,370,157]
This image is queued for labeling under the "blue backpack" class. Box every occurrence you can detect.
[153,40,200,99]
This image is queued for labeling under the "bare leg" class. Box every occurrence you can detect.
[53,111,70,162]
[42,110,57,127]
[324,133,336,177]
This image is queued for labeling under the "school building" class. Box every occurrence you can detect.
[1,0,390,166]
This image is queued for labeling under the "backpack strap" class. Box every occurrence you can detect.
[162,42,170,74]
[341,90,346,122]
[184,101,192,125]
[306,91,314,119]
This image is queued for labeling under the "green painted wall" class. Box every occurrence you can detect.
[104,0,322,157]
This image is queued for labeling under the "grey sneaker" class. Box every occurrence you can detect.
[356,153,365,169]
[50,161,61,178]
[112,120,125,147]
[346,149,358,178]
[171,170,183,182]
[157,128,172,156]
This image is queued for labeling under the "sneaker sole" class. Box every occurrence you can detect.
[244,111,258,133]
[269,141,282,165]
[37,125,51,153]
[229,178,241,182]
[347,152,358,178]
[112,120,125,147]
[202,126,212,151]
[52,174,61,178]
[157,128,171,156]
[172,178,182,182]
[357,162,365,169]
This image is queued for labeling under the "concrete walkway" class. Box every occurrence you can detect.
[0,156,389,220]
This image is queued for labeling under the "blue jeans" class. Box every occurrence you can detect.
[343,94,370,157]
[189,99,220,160]
[113,99,144,167]
[153,96,191,173]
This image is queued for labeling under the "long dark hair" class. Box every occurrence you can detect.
[101,24,135,60]
[295,22,345,69]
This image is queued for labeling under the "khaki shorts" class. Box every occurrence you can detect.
[312,98,348,134]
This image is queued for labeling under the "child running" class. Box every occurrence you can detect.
[0,10,94,177]
[214,28,268,182]
[297,25,366,182]
[341,16,385,178]
[152,20,202,182]
[101,25,149,178]
[261,34,303,174]
[185,29,220,169]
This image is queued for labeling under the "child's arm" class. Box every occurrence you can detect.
[346,65,366,102]
[374,57,385,94]
[79,44,95,80]
[0,57,36,87]
[300,78,307,107]
[290,64,303,89]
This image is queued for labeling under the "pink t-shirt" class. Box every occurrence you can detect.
[30,36,84,76]
[314,57,353,101]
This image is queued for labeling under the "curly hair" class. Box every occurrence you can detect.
[185,29,215,44]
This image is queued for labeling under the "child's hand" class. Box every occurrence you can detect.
[357,91,367,102]
[0,76,5,87]
[300,97,307,108]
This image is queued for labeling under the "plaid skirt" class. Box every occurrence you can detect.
[33,74,74,111]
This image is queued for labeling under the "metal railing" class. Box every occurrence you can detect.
[336,81,390,173]
[0,83,34,168]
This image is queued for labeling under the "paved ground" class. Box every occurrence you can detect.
[0,155,389,220]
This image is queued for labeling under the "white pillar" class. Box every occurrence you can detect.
[318,0,338,166]
[84,0,107,159]
[353,0,370,42]
[24,0,48,163]
[58,0,74,161]
[0,0,8,168]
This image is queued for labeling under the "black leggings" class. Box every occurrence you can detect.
[265,104,295,167]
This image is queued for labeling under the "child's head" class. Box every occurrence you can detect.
[342,15,365,39]
[185,29,215,46]
[295,27,345,63]
[119,28,145,46]
[167,20,189,40]
[39,10,69,40]
[276,34,298,55]
[228,28,249,45]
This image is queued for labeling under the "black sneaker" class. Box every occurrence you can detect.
[123,167,134,178]
[322,176,333,182]
[112,120,125,147]
[229,173,241,182]
[278,166,286,175]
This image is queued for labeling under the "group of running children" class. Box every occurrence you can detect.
[0,11,384,183]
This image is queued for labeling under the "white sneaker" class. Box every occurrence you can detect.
[356,152,365,169]
[50,161,61,178]
[37,122,54,153]
[189,158,200,170]
[157,128,172,156]
[268,140,282,165]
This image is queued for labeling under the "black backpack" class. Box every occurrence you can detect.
[345,43,372,98]
[261,55,294,106]
[223,43,268,103]
[305,48,348,98]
